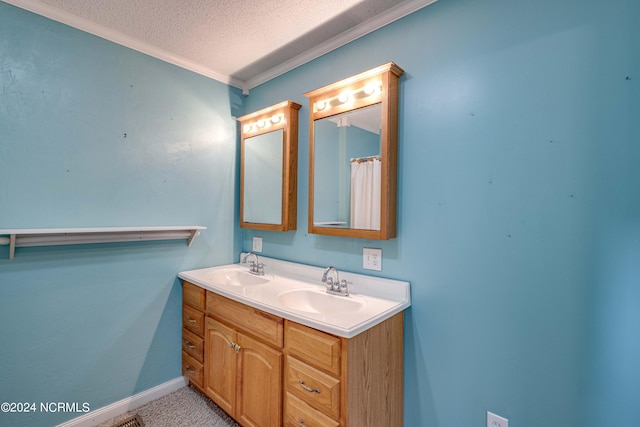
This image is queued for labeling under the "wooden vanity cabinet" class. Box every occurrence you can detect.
[205,292,284,427]
[182,281,205,390]
[182,281,405,427]
[284,314,404,427]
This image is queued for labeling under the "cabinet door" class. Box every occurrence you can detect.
[236,333,283,427]
[204,317,237,417]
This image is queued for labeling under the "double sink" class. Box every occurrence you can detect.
[178,255,411,338]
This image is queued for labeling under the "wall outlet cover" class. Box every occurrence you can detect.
[363,247,382,271]
[487,411,508,427]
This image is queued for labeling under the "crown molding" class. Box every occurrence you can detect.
[243,0,439,91]
[4,0,438,94]
[2,0,246,90]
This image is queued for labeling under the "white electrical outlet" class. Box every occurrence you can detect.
[487,411,508,427]
[363,248,382,271]
[252,236,263,252]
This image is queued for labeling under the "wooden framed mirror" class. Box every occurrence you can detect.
[304,62,403,239]
[237,100,301,231]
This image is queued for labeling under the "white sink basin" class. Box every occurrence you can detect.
[276,288,365,314]
[206,269,271,287]
[179,256,410,338]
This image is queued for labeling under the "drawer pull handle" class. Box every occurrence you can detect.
[298,418,308,427]
[185,317,197,323]
[184,341,196,349]
[299,379,320,393]
[185,366,195,374]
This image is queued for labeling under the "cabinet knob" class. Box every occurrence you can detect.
[298,418,308,427]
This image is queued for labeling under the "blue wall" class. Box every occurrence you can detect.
[0,3,242,426]
[243,0,639,426]
[1,0,638,426]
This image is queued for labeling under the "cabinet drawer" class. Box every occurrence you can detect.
[285,356,340,420]
[206,292,283,348]
[183,281,205,311]
[285,321,341,376]
[183,305,204,337]
[182,328,204,362]
[284,393,339,427]
[182,351,204,390]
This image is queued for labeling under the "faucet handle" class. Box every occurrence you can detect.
[340,279,350,296]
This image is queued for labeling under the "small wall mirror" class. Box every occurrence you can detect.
[238,100,301,231]
[305,63,403,239]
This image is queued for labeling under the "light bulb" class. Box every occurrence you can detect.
[363,81,379,95]
[316,100,326,111]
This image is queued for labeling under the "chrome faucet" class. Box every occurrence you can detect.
[321,266,349,296]
[242,252,264,275]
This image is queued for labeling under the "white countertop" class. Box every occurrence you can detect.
[178,255,411,338]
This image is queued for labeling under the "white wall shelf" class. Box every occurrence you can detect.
[0,226,206,260]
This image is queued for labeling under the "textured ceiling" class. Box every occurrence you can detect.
[4,0,438,91]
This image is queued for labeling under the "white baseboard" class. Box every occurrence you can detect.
[56,376,188,427]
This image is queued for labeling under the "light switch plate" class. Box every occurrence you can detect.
[363,248,382,271]
[252,236,263,252]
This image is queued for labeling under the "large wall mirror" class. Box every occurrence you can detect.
[237,100,301,231]
[305,62,403,239]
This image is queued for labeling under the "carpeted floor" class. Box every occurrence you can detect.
[96,386,239,427]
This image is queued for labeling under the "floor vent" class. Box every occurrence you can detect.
[111,414,144,427]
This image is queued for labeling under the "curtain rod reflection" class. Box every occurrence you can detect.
[351,154,381,163]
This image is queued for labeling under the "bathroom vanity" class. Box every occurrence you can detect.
[179,255,410,427]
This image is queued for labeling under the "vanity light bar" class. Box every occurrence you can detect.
[238,100,301,137]
[314,79,383,113]
[242,113,285,134]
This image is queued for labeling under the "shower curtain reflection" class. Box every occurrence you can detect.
[350,156,381,230]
